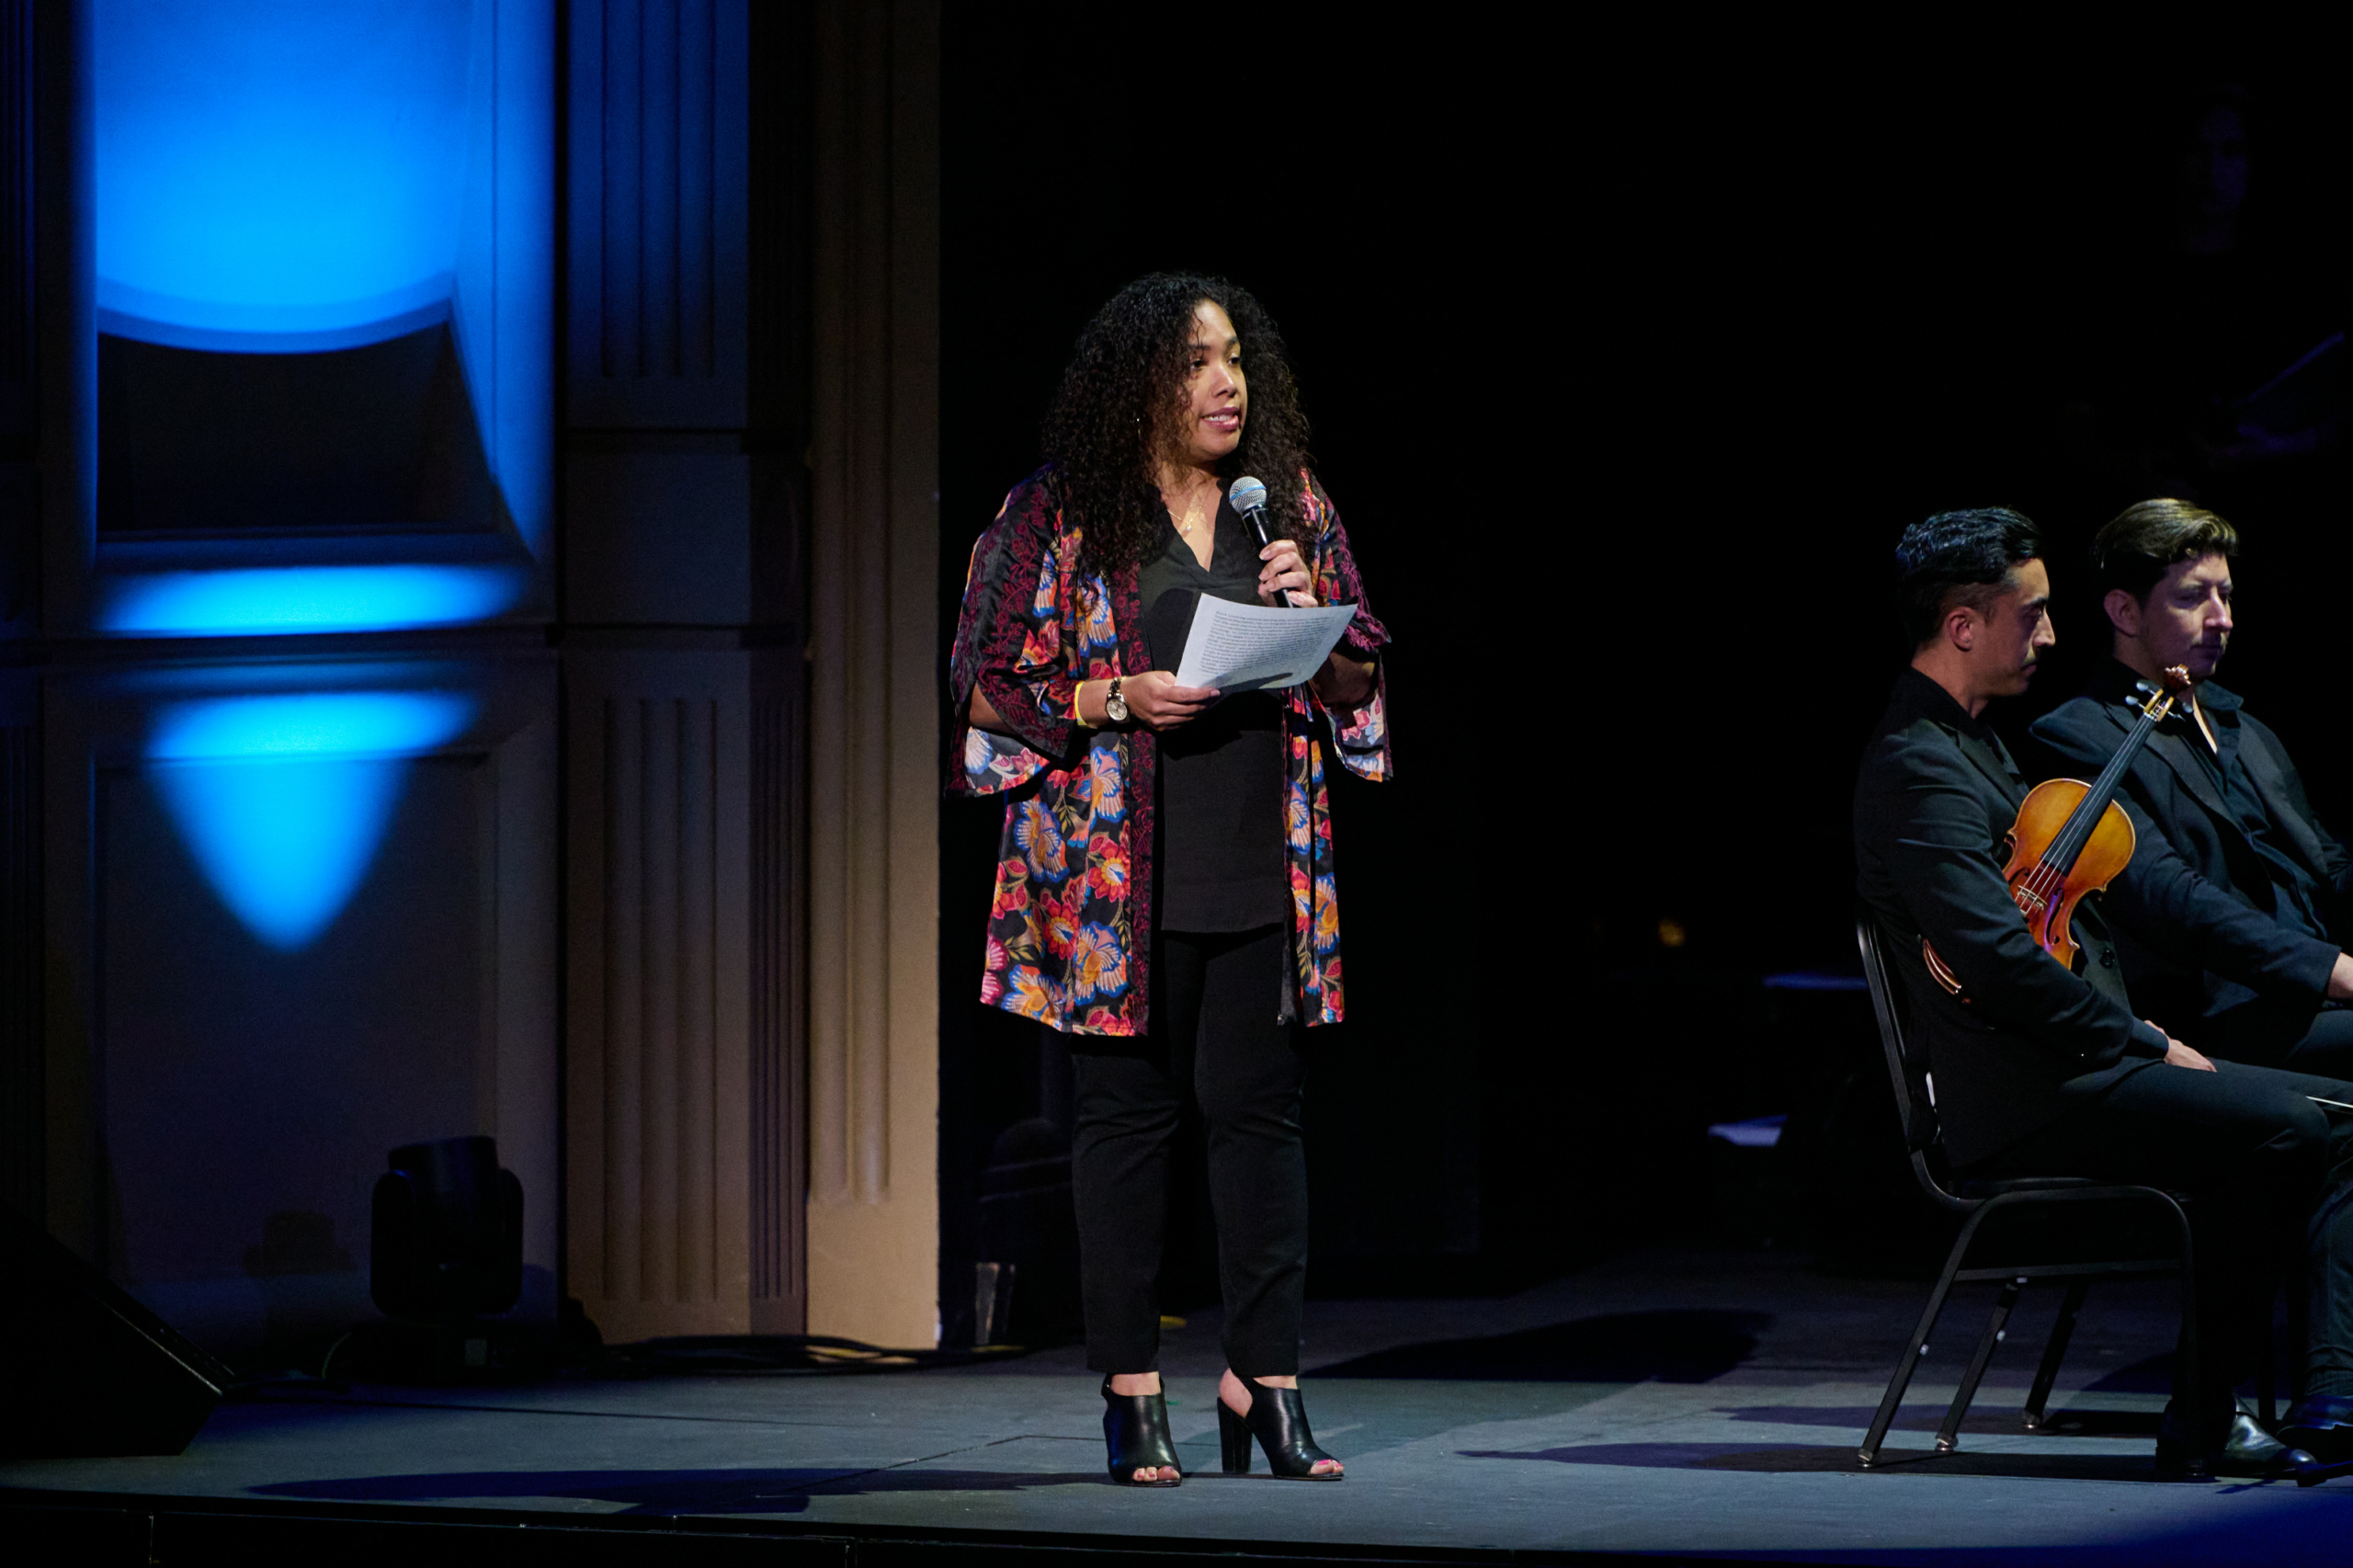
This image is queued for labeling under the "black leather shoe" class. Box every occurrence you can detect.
[1101,1378,1182,1486]
[2215,1408,2315,1477]
[1219,1381,1343,1480]
[2156,1400,2315,1479]
[2279,1394,2353,1467]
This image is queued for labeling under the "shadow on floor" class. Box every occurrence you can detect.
[1307,1309,1770,1382]
[252,1465,1110,1516]
[1460,1442,2205,1483]
[1715,1404,2164,1437]
[2084,1353,2177,1394]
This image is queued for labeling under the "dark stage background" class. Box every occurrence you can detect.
[933,12,2348,1330]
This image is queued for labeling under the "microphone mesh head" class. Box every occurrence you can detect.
[1227,476,1267,512]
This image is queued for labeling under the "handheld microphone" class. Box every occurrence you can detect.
[1227,476,1290,608]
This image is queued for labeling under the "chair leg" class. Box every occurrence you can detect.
[2258,1303,2277,1428]
[1861,1212,1992,1468]
[2023,1279,2088,1431]
[1938,1276,2023,1453]
[2287,1253,2311,1418]
[2165,1197,2203,1437]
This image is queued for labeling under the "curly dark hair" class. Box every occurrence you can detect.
[1040,273,1313,575]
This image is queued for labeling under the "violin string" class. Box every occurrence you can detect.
[2030,702,2165,889]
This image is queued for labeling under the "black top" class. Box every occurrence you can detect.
[1853,668,2165,1166]
[2178,691,2331,943]
[1859,665,2340,1165]
[1137,494,1287,934]
[2026,663,2346,1033]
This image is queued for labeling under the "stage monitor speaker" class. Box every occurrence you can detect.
[0,1200,233,1460]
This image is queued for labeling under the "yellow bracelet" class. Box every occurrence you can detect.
[1074,680,1096,727]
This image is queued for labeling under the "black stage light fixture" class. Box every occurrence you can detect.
[345,1136,541,1382]
[370,1135,523,1321]
[0,1200,234,1459]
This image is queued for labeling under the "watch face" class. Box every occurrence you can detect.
[1105,694,1129,721]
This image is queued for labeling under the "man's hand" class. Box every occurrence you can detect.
[1120,670,1217,732]
[2155,1022,2216,1073]
[2328,951,2353,1003]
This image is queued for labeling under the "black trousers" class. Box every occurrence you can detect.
[1068,924,1308,1377]
[1981,1059,2353,1405]
[2199,1000,2353,1077]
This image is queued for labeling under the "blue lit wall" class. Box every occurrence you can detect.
[94,0,556,635]
[103,565,529,638]
[96,0,476,353]
[454,0,558,562]
[147,692,478,949]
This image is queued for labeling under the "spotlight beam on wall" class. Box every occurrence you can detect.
[101,566,529,638]
[148,692,477,949]
[96,0,474,349]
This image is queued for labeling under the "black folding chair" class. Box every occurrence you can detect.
[1854,907,2209,1468]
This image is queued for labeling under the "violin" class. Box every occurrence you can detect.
[1923,665,2193,997]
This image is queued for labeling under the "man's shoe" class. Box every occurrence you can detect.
[2215,1408,2315,1477]
[2279,1394,2353,1466]
[2157,1400,2315,1479]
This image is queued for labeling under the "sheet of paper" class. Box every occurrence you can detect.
[1171,597,1358,693]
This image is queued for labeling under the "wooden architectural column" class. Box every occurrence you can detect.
[562,0,817,1343]
[803,0,938,1347]
[0,0,39,1223]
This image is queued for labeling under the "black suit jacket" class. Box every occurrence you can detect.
[1855,669,2165,1167]
[1854,668,2339,1166]
[2029,662,2346,1033]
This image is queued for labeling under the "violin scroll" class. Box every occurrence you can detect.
[2129,665,2194,721]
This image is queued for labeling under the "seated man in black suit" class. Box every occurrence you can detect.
[2029,499,2353,1069]
[1853,507,2353,1473]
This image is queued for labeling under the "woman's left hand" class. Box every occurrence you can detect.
[1257,539,1318,608]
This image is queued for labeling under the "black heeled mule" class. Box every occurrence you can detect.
[1218,1381,1343,1480]
[1101,1378,1183,1486]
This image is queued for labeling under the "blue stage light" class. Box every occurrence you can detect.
[96,0,474,350]
[149,692,476,949]
[101,565,528,637]
[149,691,476,762]
[154,759,406,949]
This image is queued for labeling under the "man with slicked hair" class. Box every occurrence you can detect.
[1853,506,2353,1475]
[2029,499,2353,1070]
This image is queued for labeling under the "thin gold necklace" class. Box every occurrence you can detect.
[1171,472,1216,530]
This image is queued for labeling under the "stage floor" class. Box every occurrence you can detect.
[7,1244,2353,1564]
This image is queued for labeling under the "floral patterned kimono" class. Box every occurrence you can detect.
[947,468,1392,1037]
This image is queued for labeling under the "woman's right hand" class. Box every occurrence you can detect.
[1120,670,1217,732]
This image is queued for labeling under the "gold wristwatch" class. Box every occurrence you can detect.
[1102,676,1129,723]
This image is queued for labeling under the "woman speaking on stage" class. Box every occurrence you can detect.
[949,273,1392,1486]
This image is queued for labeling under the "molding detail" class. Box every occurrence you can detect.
[0,721,35,1217]
[747,673,802,1330]
[566,0,749,428]
[0,0,28,394]
[563,656,754,1342]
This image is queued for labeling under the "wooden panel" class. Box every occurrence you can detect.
[0,721,35,1217]
[747,653,803,1332]
[0,0,28,398]
[567,0,748,428]
[562,446,750,625]
[801,0,937,1348]
[34,655,560,1319]
[565,652,753,1341]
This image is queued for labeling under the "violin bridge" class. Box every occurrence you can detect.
[1922,938,1968,1002]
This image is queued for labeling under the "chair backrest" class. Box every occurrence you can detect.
[1854,905,1944,1169]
